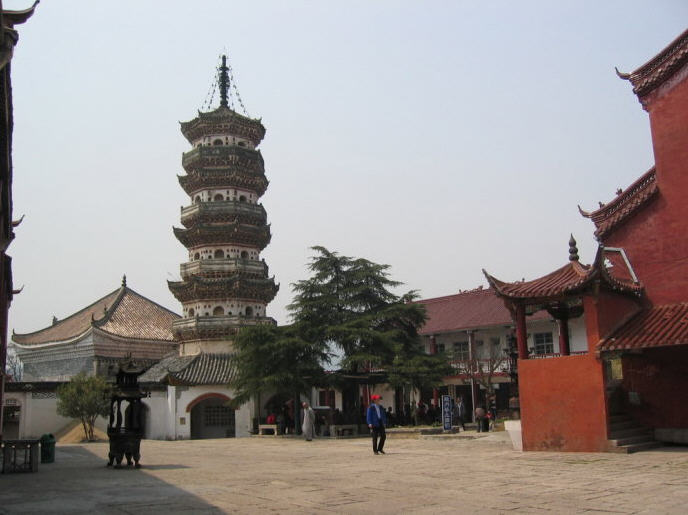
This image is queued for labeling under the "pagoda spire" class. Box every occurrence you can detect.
[219,55,229,108]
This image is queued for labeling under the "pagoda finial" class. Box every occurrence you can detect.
[219,55,229,108]
[569,234,579,262]
[122,274,127,287]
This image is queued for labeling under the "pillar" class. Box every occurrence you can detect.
[515,303,528,360]
[430,335,438,405]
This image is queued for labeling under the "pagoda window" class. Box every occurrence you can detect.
[245,306,253,316]
[239,195,247,202]
[238,141,246,148]
[240,250,248,259]
[213,193,224,201]
[214,249,224,259]
[213,306,224,316]
[188,308,195,316]
[194,195,201,203]
[194,252,200,260]
[213,139,223,146]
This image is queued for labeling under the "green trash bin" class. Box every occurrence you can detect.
[40,434,56,463]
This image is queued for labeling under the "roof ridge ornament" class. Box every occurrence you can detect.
[219,55,229,108]
[569,234,579,262]
[122,274,127,287]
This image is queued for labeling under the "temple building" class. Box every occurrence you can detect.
[140,55,279,439]
[484,28,688,452]
[416,286,574,416]
[4,278,179,439]
[11,277,179,381]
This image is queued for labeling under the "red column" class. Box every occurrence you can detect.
[558,317,570,356]
[515,303,528,360]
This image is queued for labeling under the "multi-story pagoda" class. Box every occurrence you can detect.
[168,56,278,356]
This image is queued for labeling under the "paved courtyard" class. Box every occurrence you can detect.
[1,432,687,514]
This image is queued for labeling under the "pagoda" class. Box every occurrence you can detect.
[169,56,278,356]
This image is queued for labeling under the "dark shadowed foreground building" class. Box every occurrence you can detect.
[0,0,38,441]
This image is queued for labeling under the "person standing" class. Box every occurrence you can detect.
[454,396,466,431]
[366,394,387,455]
[301,402,315,441]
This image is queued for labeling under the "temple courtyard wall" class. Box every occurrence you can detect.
[0,434,686,513]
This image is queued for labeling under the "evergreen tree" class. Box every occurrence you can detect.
[289,246,451,389]
[56,373,111,441]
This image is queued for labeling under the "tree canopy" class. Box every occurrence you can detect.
[230,246,450,407]
[56,373,111,441]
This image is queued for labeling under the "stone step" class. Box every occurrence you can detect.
[609,420,637,431]
[609,434,655,447]
[608,440,663,454]
[609,426,652,439]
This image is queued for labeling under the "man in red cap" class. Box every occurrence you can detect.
[366,394,387,455]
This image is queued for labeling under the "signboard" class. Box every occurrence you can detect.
[441,395,452,431]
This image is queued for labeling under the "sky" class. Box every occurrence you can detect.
[4,0,687,334]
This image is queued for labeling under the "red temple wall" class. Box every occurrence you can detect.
[603,70,688,306]
[519,354,608,452]
[622,346,688,429]
[582,293,641,350]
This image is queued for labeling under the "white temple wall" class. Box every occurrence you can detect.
[190,188,257,204]
[188,246,260,262]
[3,391,106,440]
[147,385,252,439]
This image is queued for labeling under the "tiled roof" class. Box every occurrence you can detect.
[94,289,180,341]
[484,261,594,300]
[12,288,121,345]
[579,168,658,239]
[484,248,643,302]
[597,303,688,352]
[13,285,180,345]
[139,352,237,386]
[416,287,549,335]
[618,28,688,99]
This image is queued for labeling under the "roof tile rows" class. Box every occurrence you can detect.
[484,261,593,300]
[598,303,688,352]
[416,287,549,335]
[579,168,658,239]
[13,285,180,345]
[622,28,688,99]
[139,352,236,386]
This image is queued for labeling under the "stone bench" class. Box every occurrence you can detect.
[1,439,40,474]
[258,424,279,436]
[330,424,358,437]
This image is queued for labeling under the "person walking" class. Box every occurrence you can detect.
[301,402,315,441]
[366,394,387,455]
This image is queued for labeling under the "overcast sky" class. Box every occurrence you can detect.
[5,1,687,333]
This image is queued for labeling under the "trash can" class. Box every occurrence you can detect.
[40,434,55,463]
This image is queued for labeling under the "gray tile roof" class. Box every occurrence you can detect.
[140,353,237,386]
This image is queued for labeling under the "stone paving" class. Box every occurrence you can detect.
[1,432,687,514]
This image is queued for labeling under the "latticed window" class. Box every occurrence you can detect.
[534,332,554,355]
[453,342,469,360]
[204,405,233,426]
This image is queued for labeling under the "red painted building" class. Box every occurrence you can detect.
[484,29,688,452]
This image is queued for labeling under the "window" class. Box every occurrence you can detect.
[245,306,253,317]
[213,193,224,201]
[453,342,469,360]
[239,195,246,202]
[240,250,248,259]
[214,249,224,259]
[534,332,554,355]
[188,308,195,316]
[212,306,224,316]
[213,139,223,146]
[204,405,232,426]
[438,343,446,354]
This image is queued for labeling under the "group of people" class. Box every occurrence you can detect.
[291,394,497,454]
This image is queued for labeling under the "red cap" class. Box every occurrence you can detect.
[371,394,381,400]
